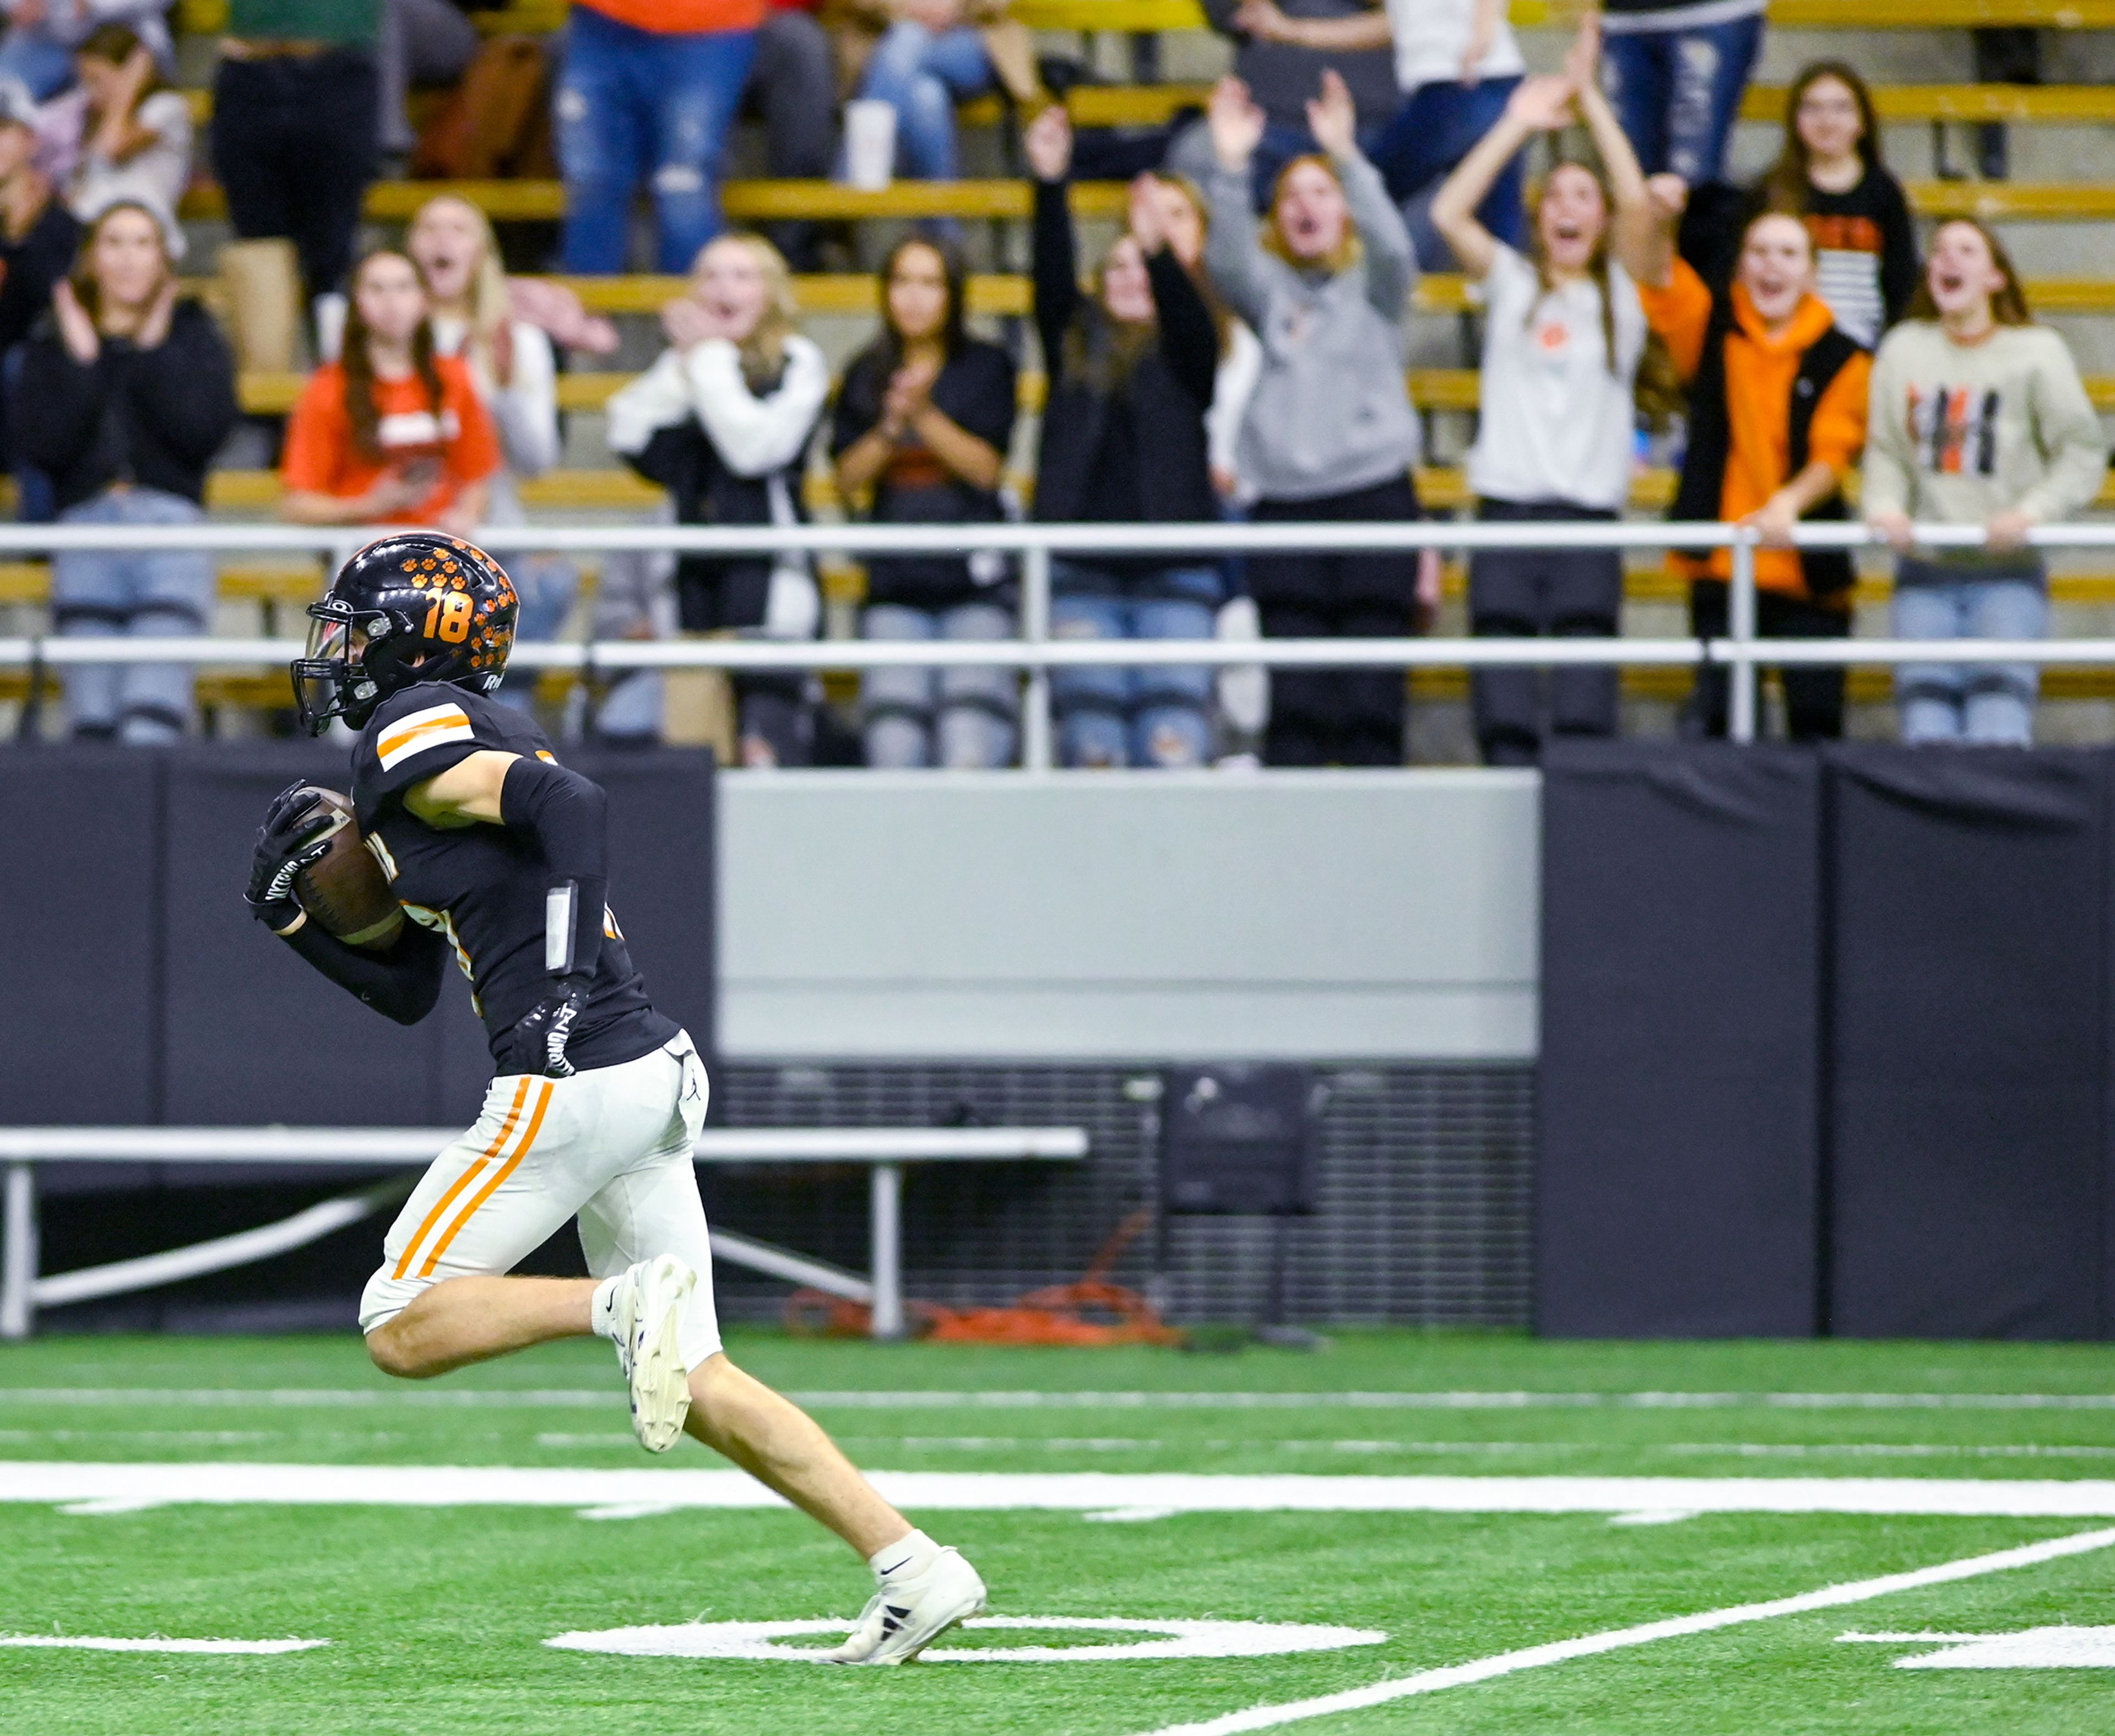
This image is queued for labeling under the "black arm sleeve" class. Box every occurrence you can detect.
[282,916,447,1026]
[499,755,610,980]
[1146,249,1220,409]
[1032,174,1080,385]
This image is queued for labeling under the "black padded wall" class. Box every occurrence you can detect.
[2,744,715,1130]
[1537,741,1824,1336]
[1826,748,2111,1339]
[161,746,455,1127]
[0,749,161,1125]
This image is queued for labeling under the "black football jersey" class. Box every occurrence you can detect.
[350,682,679,1072]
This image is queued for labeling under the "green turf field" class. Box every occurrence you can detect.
[3,1330,2114,1734]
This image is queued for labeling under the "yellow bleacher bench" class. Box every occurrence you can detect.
[1743,84,2115,125]
[180,174,2115,230]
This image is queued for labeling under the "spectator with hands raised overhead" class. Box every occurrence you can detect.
[1203,70,1437,766]
[1025,103,1225,768]
[1230,0,1526,264]
[1431,30,1663,764]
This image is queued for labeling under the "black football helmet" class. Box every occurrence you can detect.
[294,533,520,734]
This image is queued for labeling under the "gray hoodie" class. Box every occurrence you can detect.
[1205,150,1420,504]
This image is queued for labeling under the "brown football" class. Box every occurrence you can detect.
[292,788,403,950]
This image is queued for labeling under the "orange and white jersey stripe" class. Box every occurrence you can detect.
[375,701,476,773]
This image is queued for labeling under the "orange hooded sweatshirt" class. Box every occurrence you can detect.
[1640,257,1870,597]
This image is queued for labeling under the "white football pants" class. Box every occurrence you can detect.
[359,1030,722,1368]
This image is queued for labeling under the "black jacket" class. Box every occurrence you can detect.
[1670,290,1864,601]
[831,337,1017,610]
[621,362,815,634]
[18,299,238,511]
[1030,175,1219,534]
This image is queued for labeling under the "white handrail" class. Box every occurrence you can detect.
[0,519,2093,553]
[0,1126,1090,1162]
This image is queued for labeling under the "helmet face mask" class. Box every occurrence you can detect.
[291,534,519,736]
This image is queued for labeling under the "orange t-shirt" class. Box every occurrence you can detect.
[281,356,502,525]
[1639,258,1870,596]
[576,0,767,34]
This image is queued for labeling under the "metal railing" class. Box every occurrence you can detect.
[4,518,2114,761]
[0,1125,1089,1343]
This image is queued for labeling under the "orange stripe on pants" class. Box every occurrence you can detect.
[392,1077,532,1281]
[418,1079,556,1279]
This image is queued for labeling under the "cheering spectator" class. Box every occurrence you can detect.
[555,0,760,274]
[1228,0,1528,267]
[211,0,380,307]
[1600,0,1762,189]
[1026,105,1223,768]
[1203,72,1435,767]
[743,0,836,269]
[1431,41,1659,766]
[1747,62,1916,349]
[68,25,189,225]
[279,247,498,533]
[0,81,78,492]
[0,0,171,103]
[609,232,830,768]
[832,235,1018,769]
[1170,0,1396,204]
[406,193,574,708]
[1642,184,1868,742]
[20,198,236,742]
[1865,220,2107,747]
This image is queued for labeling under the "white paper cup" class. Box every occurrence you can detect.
[844,99,897,192]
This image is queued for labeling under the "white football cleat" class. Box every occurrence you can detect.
[825,1547,988,1666]
[607,1255,695,1453]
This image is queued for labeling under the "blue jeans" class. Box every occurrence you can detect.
[52,489,213,744]
[1892,565,2047,747]
[855,21,994,182]
[1601,12,1764,185]
[1370,78,1525,269]
[1051,563,1220,768]
[862,600,1017,768]
[0,28,75,100]
[557,6,757,273]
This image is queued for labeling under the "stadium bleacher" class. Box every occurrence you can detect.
[1,0,2109,748]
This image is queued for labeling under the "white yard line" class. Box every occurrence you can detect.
[1127,1526,2115,1736]
[0,1634,326,1654]
[4,1388,2115,1411]
[9,1464,2115,1516]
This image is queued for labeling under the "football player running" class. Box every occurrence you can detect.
[244,531,984,1664]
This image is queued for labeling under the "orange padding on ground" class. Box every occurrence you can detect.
[783,1207,1184,1346]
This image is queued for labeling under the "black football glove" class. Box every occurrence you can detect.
[245,781,335,930]
[497,974,593,1078]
